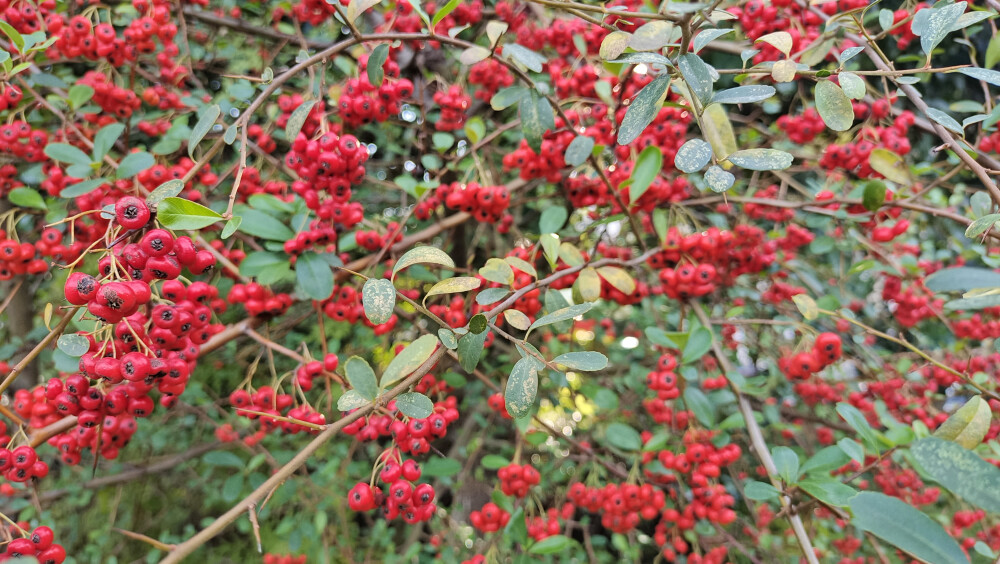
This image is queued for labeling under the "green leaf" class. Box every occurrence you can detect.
[744,480,780,500]
[965,214,1000,238]
[237,209,296,241]
[815,80,854,132]
[116,151,155,179]
[469,313,488,334]
[395,392,434,418]
[839,438,865,464]
[479,258,515,285]
[476,288,509,305]
[361,278,396,324]
[704,165,735,192]
[367,44,389,87]
[505,357,539,418]
[60,179,106,199]
[221,216,242,239]
[490,86,528,111]
[926,107,964,134]
[457,328,489,372]
[337,390,371,411]
[605,422,642,451]
[504,309,531,330]
[438,328,458,350]
[798,478,857,507]
[481,454,510,470]
[911,437,1000,513]
[926,267,1000,292]
[933,395,992,448]
[862,180,886,212]
[529,303,594,333]
[551,351,608,371]
[203,450,245,468]
[506,257,536,278]
[156,197,223,230]
[393,246,455,281]
[710,85,775,105]
[597,266,635,294]
[345,356,378,401]
[421,457,461,477]
[7,187,45,210]
[93,123,125,160]
[726,148,793,171]
[285,100,317,142]
[573,267,601,302]
[56,334,90,357]
[296,252,335,301]
[630,145,662,203]
[564,135,594,168]
[0,20,24,52]
[146,179,185,207]
[617,75,671,145]
[529,535,573,555]
[913,2,968,56]
[519,89,553,153]
[539,206,569,234]
[800,445,852,475]
[678,53,714,107]
[683,387,716,427]
[381,334,439,388]
[674,138,713,173]
[987,33,1000,69]
[346,0,382,22]
[693,29,733,54]
[681,327,712,364]
[44,143,93,167]
[850,492,969,564]
[503,44,546,73]
[771,446,800,484]
[188,104,220,159]
[224,124,238,145]
[869,148,910,185]
[425,277,481,304]
[838,72,866,100]
[837,402,881,453]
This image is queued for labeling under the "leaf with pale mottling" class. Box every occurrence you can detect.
[362,278,396,325]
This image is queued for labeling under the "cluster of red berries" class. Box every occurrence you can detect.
[321,284,399,335]
[0,120,48,162]
[527,504,574,541]
[979,130,1000,153]
[646,353,680,401]
[348,457,436,523]
[886,3,929,50]
[881,276,942,328]
[658,262,717,300]
[228,282,294,318]
[778,333,843,380]
[293,355,340,392]
[76,72,142,119]
[649,226,777,289]
[283,225,338,256]
[0,525,66,564]
[263,554,306,564]
[337,53,413,128]
[745,185,796,222]
[0,445,48,484]
[468,58,514,101]
[356,222,404,252]
[819,112,916,179]
[430,182,512,224]
[343,395,459,456]
[229,387,326,435]
[469,502,510,533]
[286,132,368,229]
[432,85,471,132]
[40,376,143,464]
[568,481,665,533]
[0,84,23,114]
[777,109,825,144]
[0,232,51,280]
[497,463,541,497]
[502,134,572,183]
